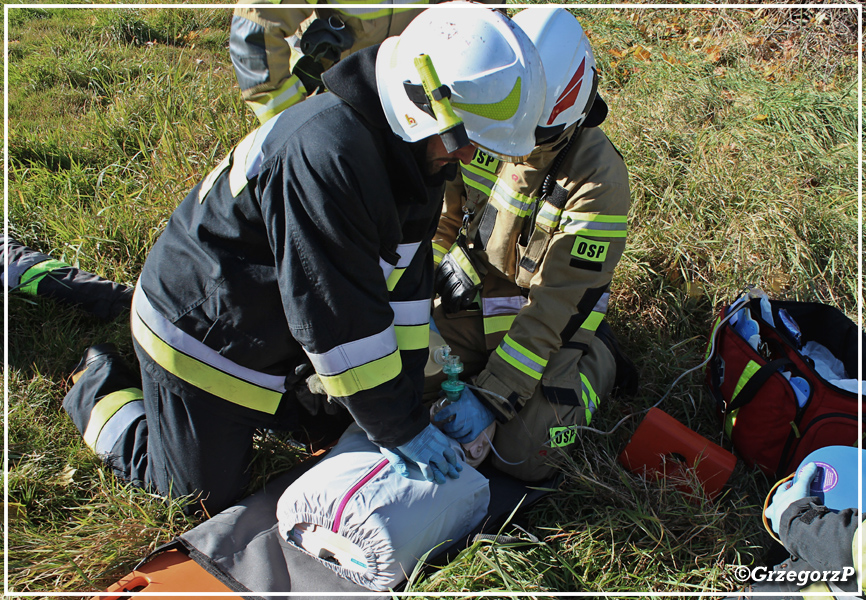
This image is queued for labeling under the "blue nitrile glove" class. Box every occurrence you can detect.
[765,462,820,534]
[379,423,462,484]
[432,387,495,444]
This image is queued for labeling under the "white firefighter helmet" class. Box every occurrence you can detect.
[513,6,604,143]
[376,2,545,162]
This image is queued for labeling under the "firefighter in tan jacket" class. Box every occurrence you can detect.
[230,0,496,125]
[430,7,634,481]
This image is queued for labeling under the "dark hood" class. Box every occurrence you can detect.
[321,45,388,132]
[323,45,456,188]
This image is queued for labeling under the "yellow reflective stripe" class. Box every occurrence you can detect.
[581,373,599,425]
[483,314,515,335]
[724,408,739,438]
[229,127,261,197]
[449,245,481,285]
[198,152,231,203]
[581,310,605,333]
[496,345,540,379]
[395,324,429,351]
[131,312,283,414]
[432,242,447,267]
[386,267,405,291]
[490,179,535,218]
[496,334,547,380]
[83,388,142,450]
[317,350,402,397]
[249,76,306,124]
[732,360,761,402]
[705,316,722,362]
[18,259,69,295]
[561,213,628,238]
[536,202,563,229]
[452,77,522,121]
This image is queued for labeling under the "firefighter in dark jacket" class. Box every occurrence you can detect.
[62,5,545,516]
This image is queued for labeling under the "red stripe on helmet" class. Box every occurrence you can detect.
[547,57,586,126]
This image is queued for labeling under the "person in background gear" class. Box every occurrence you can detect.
[430,6,637,482]
[2,236,132,321]
[63,4,545,516]
[724,447,864,599]
[230,0,496,125]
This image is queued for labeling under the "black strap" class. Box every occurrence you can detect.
[726,358,793,411]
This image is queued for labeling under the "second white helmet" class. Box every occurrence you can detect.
[376,3,546,162]
[513,6,605,143]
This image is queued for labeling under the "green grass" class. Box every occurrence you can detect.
[5,3,860,596]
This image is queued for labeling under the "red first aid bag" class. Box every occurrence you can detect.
[704,289,865,478]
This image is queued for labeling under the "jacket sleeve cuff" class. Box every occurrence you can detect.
[474,369,524,423]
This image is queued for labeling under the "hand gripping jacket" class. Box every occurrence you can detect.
[230,0,496,125]
[135,47,439,449]
[431,129,630,423]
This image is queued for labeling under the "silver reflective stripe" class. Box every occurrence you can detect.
[93,400,145,456]
[391,299,429,326]
[482,296,527,317]
[561,214,628,236]
[491,179,534,217]
[242,116,279,182]
[379,256,396,282]
[229,116,279,196]
[499,338,545,376]
[461,166,494,192]
[594,293,610,314]
[133,285,287,393]
[304,324,398,377]
[395,242,421,268]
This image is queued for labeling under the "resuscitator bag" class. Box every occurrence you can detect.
[276,423,490,591]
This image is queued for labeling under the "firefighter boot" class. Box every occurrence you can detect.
[70,343,121,385]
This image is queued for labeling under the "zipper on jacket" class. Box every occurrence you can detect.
[331,458,390,534]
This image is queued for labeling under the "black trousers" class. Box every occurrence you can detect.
[62,342,351,516]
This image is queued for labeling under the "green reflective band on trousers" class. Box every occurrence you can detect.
[317,350,402,398]
[386,268,406,292]
[83,388,143,450]
[581,372,600,425]
[131,310,284,414]
[395,324,429,352]
[18,259,69,295]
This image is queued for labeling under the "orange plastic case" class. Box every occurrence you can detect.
[99,549,243,599]
[618,407,737,500]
